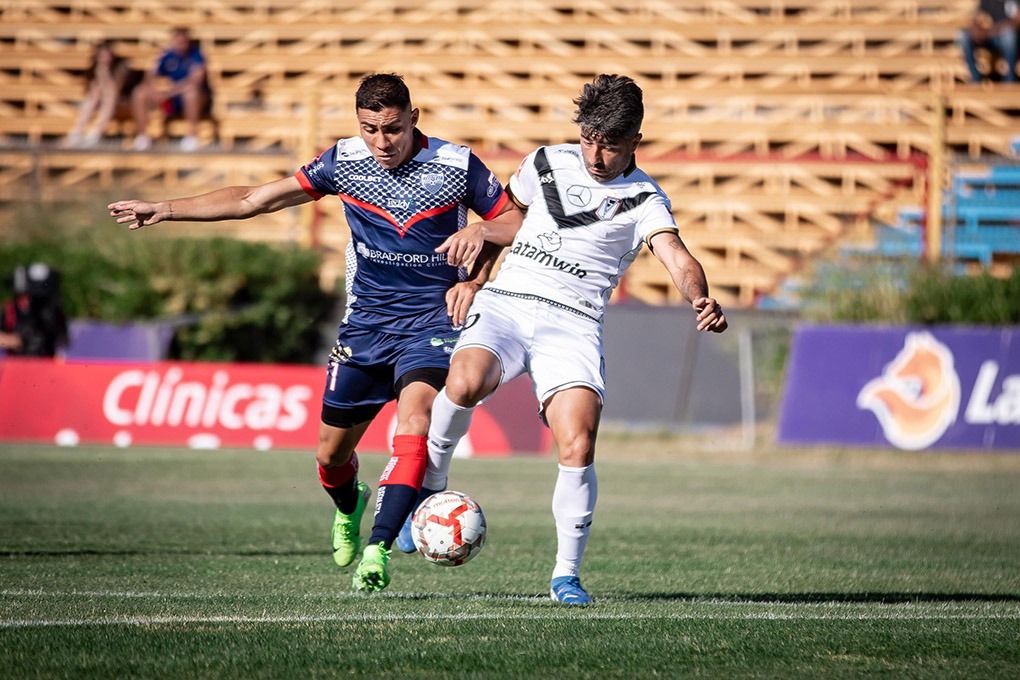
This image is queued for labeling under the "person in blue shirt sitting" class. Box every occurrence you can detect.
[131,27,212,151]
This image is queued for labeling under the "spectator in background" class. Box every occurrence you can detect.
[0,263,68,358]
[131,27,212,151]
[959,0,1019,83]
[63,40,142,148]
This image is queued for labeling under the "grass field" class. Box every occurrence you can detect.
[2,436,1019,679]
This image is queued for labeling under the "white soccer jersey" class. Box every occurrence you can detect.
[490,143,678,321]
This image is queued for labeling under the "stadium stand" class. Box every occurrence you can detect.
[1,0,1017,307]
[842,161,1020,273]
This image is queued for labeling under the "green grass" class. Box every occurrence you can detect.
[2,440,1019,679]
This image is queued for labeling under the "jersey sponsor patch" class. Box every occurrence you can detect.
[566,185,592,207]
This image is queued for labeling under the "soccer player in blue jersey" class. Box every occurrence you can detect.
[416,74,727,605]
[109,73,522,592]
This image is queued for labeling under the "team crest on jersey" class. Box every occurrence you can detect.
[420,172,445,194]
[537,232,563,251]
[566,185,591,208]
[595,196,622,220]
[329,342,353,364]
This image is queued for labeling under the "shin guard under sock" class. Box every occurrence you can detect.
[368,434,428,548]
[551,463,598,579]
[424,387,476,489]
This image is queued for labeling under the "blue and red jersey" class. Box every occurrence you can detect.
[296,132,508,334]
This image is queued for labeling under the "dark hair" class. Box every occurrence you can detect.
[355,73,412,112]
[572,74,643,141]
[84,40,125,87]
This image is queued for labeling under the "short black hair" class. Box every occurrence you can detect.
[572,74,643,141]
[355,73,412,112]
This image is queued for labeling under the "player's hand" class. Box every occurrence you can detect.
[693,296,728,333]
[436,224,484,267]
[108,200,165,230]
[446,281,482,327]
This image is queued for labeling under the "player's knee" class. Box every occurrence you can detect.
[316,425,353,468]
[315,446,346,469]
[445,355,499,406]
[554,431,596,467]
[444,369,487,407]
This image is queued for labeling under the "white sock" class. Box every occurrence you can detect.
[424,387,475,490]
[551,463,597,580]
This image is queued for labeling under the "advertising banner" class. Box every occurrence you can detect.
[0,358,548,455]
[778,325,1019,451]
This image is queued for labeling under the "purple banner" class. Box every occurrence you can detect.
[67,321,175,362]
[778,324,1019,451]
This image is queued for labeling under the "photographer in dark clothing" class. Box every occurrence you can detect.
[0,263,68,358]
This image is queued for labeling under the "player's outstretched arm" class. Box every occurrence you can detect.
[649,231,728,333]
[108,176,312,230]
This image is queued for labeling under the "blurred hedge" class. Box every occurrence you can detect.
[0,212,338,364]
[802,262,1020,326]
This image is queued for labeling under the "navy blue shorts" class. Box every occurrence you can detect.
[320,324,459,428]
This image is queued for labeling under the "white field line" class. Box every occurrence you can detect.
[2,589,1018,628]
[2,611,1019,629]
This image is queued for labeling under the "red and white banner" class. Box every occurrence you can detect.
[0,358,549,455]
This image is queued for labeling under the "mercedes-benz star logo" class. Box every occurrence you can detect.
[566,185,591,207]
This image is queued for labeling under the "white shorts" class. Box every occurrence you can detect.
[455,290,606,409]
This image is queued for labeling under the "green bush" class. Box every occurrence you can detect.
[802,261,1020,326]
[0,213,338,364]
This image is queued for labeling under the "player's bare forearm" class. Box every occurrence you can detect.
[466,241,502,286]
[109,177,310,230]
[109,187,253,229]
[446,281,481,327]
[651,231,728,333]
[479,200,524,246]
[673,258,710,303]
[446,241,505,326]
[437,201,522,266]
[651,232,709,302]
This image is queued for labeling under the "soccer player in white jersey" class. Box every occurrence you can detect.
[109,74,521,593]
[411,74,728,604]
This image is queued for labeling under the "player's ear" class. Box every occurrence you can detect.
[410,107,420,127]
[630,133,642,153]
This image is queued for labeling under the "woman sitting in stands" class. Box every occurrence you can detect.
[63,41,141,148]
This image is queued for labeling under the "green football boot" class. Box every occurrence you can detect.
[352,542,391,592]
[331,482,371,568]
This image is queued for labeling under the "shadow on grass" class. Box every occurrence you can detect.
[373,591,1020,605]
[615,592,1020,604]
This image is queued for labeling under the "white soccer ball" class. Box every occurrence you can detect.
[411,490,487,566]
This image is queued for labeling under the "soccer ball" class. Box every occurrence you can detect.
[411,490,487,566]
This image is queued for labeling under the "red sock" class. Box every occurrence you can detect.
[368,435,428,546]
[380,435,428,489]
[319,453,360,513]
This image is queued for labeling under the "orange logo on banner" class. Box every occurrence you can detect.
[857,332,961,450]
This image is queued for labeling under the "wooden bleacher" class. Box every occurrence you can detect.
[1,0,1016,307]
